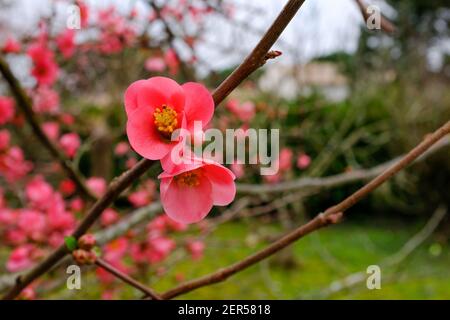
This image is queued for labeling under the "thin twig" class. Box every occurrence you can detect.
[95,258,162,300]
[0,55,96,200]
[148,1,191,79]
[159,121,450,299]
[212,0,306,104]
[237,135,450,194]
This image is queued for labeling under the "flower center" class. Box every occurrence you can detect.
[153,105,178,138]
[174,169,202,187]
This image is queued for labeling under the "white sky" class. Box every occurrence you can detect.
[0,0,373,66]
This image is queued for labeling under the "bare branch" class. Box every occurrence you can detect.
[159,121,450,299]
[354,0,396,34]
[237,136,450,194]
[95,258,162,300]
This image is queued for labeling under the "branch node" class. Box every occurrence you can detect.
[260,50,283,66]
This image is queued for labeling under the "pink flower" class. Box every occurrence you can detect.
[130,243,147,264]
[0,208,17,225]
[27,42,59,86]
[104,237,129,262]
[164,49,180,75]
[145,57,165,72]
[0,96,15,125]
[0,130,10,150]
[86,177,107,197]
[32,86,60,114]
[0,187,3,207]
[70,197,84,211]
[186,240,205,260]
[279,148,293,171]
[59,133,80,158]
[97,7,136,54]
[147,216,167,235]
[128,190,151,208]
[18,209,46,239]
[125,77,214,160]
[47,194,75,232]
[297,153,311,169]
[158,158,236,224]
[48,232,65,248]
[25,176,54,209]
[226,99,255,122]
[59,179,76,196]
[126,157,137,169]
[5,229,26,245]
[0,146,33,182]
[147,236,175,263]
[6,245,35,272]
[60,113,75,125]
[101,290,115,300]
[165,215,188,232]
[101,208,119,226]
[56,29,76,59]
[42,122,60,140]
[20,287,36,300]
[77,0,89,27]
[2,37,21,53]
[114,142,129,156]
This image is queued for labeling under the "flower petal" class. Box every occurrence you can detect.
[126,106,174,160]
[182,82,214,131]
[124,80,153,115]
[160,176,213,224]
[137,77,185,113]
[203,163,236,206]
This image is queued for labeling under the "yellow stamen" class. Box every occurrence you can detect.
[153,105,178,138]
[174,169,202,187]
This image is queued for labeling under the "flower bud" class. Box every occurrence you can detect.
[78,234,96,251]
[72,249,96,265]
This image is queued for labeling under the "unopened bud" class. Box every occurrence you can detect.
[78,234,96,250]
[72,249,97,265]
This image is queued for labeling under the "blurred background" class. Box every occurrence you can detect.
[0,0,449,299]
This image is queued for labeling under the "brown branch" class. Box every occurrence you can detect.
[355,0,396,34]
[1,0,299,300]
[237,135,450,194]
[95,258,162,300]
[0,55,96,201]
[212,0,305,104]
[159,121,450,299]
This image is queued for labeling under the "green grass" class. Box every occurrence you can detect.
[46,217,450,299]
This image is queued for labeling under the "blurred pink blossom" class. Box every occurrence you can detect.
[145,57,166,72]
[2,37,21,53]
[296,153,311,169]
[32,86,60,114]
[42,122,60,140]
[0,96,15,125]
[56,29,76,58]
[86,177,107,197]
